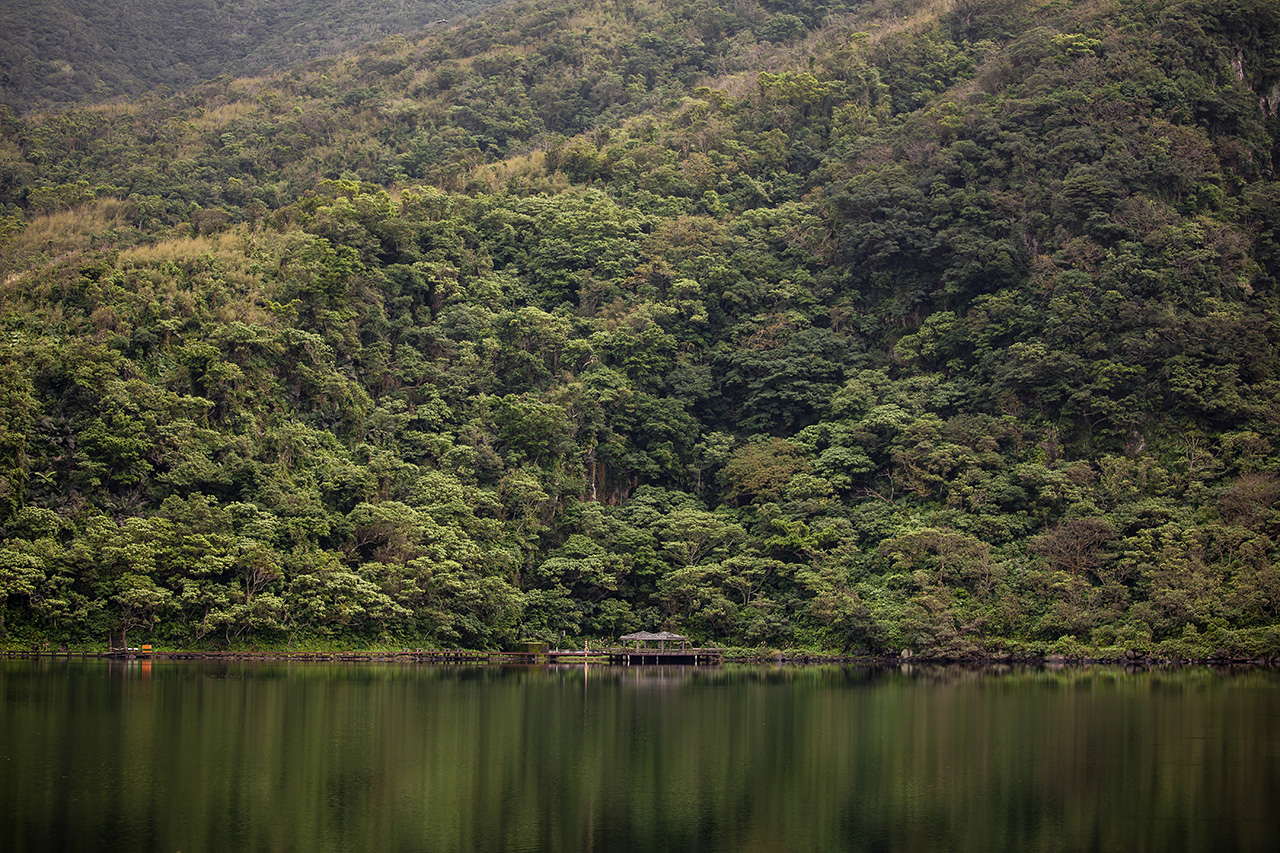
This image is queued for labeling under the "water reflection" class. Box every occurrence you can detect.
[2,660,1278,852]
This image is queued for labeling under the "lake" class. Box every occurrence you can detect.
[2,659,1277,852]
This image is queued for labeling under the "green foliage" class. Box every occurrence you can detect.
[1,0,1279,655]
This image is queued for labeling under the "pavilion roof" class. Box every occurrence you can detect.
[619,630,687,641]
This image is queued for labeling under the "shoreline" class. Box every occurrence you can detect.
[4,648,1278,668]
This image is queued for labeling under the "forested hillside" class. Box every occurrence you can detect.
[2,0,1280,658]
[0,0,504,111]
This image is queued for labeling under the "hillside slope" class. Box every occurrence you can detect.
[0,0,504,111]
[1,0,1280,657]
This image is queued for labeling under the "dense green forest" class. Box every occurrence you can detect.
[2,0,1280,658]
[0,0,504,111]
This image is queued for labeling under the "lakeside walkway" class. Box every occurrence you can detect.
[2,647,727,665]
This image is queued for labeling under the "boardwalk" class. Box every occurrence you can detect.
[3,647,725,666]
[606,648,724,666]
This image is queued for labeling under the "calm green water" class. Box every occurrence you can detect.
[2,660,1278,852]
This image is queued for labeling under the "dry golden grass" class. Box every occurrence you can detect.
[117,228,276,275]
[189,100,260,132]
[465,150,572,195]
[708,73,759,101]
[117,234,224,267]
[0,211,284,328]
[5,198,133,261]
[0,136,25,162]
[509,149,548,173]
[408,65,441,88]
[868,0,957,40]
[118,230,281,325]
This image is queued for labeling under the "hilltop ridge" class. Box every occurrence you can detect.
[0,0,505,111]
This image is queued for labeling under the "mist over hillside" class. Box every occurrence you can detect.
[1,0,1280,658]
[0,0,506,111]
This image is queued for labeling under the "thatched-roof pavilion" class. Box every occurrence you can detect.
[618,630,688,650]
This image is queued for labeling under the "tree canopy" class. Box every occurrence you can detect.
[2,0,1280,658]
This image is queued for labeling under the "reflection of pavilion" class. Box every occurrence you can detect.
[612,631,721,665]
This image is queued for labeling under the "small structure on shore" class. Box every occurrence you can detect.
[611,630,721,664]
[619,630,688,651]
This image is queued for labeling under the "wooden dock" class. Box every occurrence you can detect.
[606,648,724,666]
